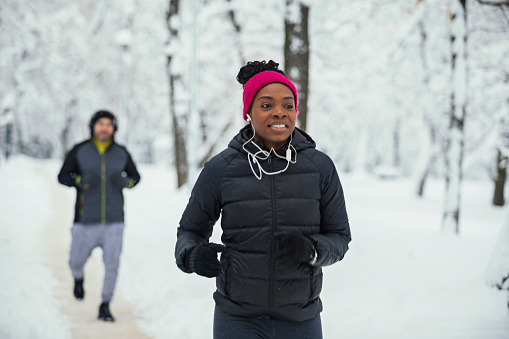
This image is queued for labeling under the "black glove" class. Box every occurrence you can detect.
[111,173,130,188]
[275,230,317,265]
[185,243,225,278]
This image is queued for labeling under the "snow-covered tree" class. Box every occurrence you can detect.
[226,0,245,65]
[470,0,509,206]
[0,0,170,160]
[441,0,468,234]
[1,0,508,201]
[166,0,189,188]
[284,0,310,131]
[415,0,443,196]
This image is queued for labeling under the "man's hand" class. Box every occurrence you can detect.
[111,172,130,188]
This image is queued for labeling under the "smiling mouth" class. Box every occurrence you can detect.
[268,123,288,130]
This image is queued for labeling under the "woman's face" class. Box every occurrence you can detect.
[249,83,296,150]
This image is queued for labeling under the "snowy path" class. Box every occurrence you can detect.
[39,161,151,339]
[2,156,509,338]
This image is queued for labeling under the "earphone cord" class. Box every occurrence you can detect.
[242,125,297,180]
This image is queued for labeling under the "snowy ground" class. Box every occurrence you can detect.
[0,155,508,339]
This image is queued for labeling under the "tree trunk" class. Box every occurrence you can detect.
[226,0,245,65]
[393,116,401,167]
[60,117,71,158]
[485,203,509,293]
[284,0,310,131]
[442,0,467,234]
[416,126,438,196]
[493,148,507,206]
[61,99,77,157]
[415,5,438,197]
[167,0,188,188]
[416,14,429,197]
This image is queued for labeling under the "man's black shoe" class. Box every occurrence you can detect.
[98,302,115,322]
[73,279,84,301]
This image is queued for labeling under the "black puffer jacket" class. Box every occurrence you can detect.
[175,126,351,322]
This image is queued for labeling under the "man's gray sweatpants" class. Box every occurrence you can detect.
[69,222,124,302]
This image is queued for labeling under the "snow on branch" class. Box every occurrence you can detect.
[477,0,509,5]
[371,3,426,71]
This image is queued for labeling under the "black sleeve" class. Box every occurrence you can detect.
[124,151,141,187]
[174,155,225,273]
[57,145,80,187]
[308,154,351,267]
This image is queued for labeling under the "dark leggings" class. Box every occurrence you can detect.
[213,306,323,339]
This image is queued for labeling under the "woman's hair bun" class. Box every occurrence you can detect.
[236,60,286,86]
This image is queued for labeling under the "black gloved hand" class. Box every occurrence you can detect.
[275,230,316,265]
[185,243,225,278]
[111,172,130,188]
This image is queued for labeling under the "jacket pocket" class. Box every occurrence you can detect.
[310,267,323,301]
[217,249,231,297]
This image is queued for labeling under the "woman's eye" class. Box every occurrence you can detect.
[285,104,294,109]
[261,104,271,108]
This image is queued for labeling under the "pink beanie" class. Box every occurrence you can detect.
[242,71,299,121]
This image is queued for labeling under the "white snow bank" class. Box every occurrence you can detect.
[0,156,71,339]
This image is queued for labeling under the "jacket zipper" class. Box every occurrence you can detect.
[268,156,276,316]
[101,155,106,224]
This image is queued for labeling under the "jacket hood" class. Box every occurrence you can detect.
[228,125,316,155]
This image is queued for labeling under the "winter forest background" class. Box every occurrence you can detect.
[1,0,508,192]
[2,0,509,209]
[1,0,509,337]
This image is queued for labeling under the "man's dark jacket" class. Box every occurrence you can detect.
[175,126,351,322]
[58,139,140,224]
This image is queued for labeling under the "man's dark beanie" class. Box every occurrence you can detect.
[89,110,118,136]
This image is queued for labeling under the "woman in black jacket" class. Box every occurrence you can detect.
[175,60,351,339]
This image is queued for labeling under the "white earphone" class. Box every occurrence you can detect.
[242,118,297,180]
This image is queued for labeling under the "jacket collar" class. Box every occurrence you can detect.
[228,125,316,155]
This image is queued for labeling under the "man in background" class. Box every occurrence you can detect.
[58,110,140,322]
